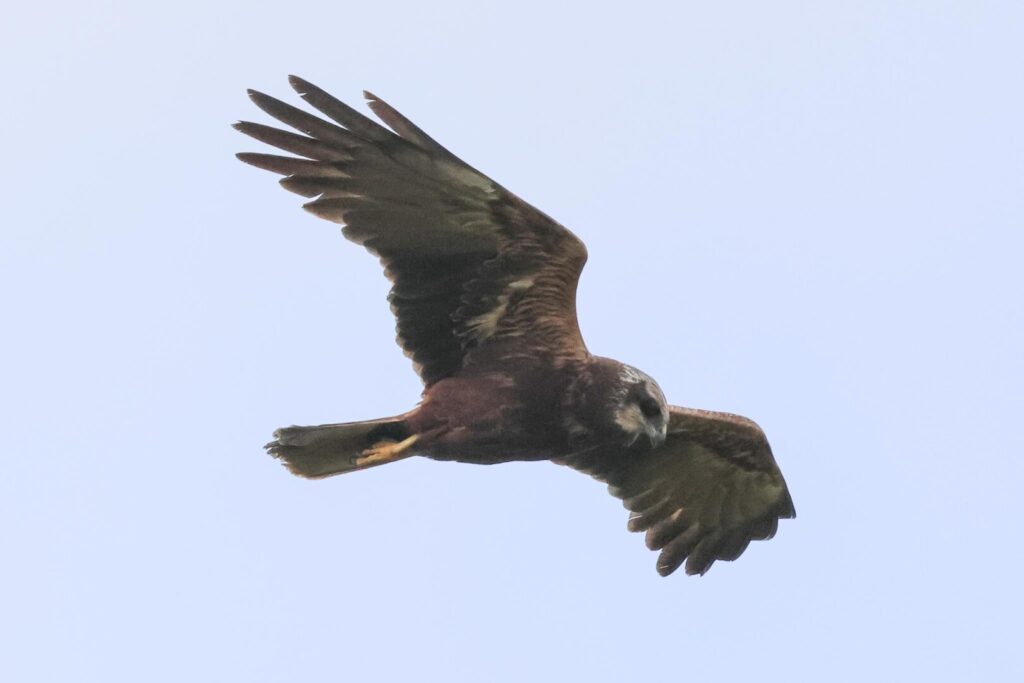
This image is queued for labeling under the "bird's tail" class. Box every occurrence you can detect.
[265,417,412,478]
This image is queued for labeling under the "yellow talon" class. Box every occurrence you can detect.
[356,434,420,467]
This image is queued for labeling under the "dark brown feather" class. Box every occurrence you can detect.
[364,90,457,159]
[236,152,344,177]
[288,76,395,144]
[236,77,590,386]
[248,89,364,149]
[233,121,349,161]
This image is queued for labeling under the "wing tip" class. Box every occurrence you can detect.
[232,120,263,136]
[288,74,312,94]
[246,88,277,110]
[684,561,714,577]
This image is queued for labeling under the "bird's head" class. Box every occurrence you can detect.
[611,364,669,450]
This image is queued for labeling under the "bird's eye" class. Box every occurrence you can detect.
[637,395,662,419]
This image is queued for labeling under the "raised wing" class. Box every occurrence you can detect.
[558,406,794,576]
[235,77,589,385]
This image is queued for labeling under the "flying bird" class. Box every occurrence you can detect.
[236,77,794,576]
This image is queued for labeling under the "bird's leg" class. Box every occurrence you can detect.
[356,434,420,468]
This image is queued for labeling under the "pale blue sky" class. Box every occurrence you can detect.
[2,1,1022,681]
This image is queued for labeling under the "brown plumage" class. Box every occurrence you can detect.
[237,77,794,576]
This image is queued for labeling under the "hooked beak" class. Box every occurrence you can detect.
[647,423,667,449]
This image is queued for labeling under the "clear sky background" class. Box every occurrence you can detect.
[2,1,1022,681]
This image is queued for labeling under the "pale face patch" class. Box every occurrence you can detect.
[614,403,649,444]
[618,365,648,386]
[613,365,669,448]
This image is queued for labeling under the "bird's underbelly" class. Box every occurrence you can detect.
[407,373,572,464]
[420,426,562,464]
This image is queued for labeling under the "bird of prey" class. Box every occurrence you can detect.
[236,76,794,576]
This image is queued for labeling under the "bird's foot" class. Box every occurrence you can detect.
[356,434,420,468]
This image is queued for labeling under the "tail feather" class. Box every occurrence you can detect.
[265,417,411,478]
